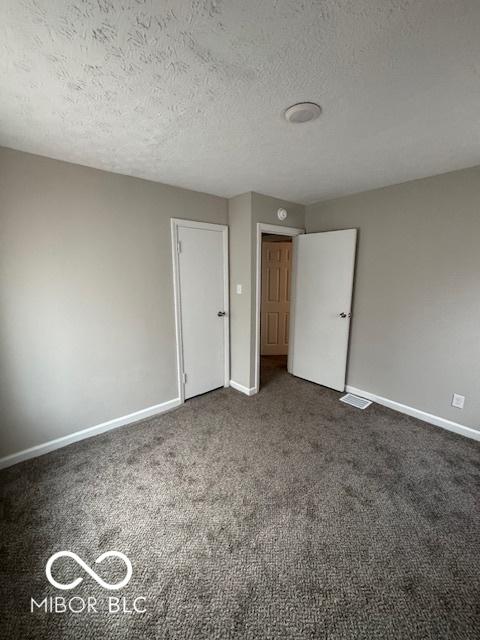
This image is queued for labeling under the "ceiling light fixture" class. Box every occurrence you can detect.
[284,102,322,124]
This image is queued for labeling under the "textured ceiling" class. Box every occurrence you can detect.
[1,0,480,204]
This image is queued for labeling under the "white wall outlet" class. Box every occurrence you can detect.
[451,393,465,409]
[236,284,242,294]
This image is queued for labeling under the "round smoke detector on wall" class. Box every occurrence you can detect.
[277,208,288,221]
[284,102,322,124]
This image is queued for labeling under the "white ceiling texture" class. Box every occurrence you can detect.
[1,1,479,204]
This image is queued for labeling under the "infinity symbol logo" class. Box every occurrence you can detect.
[46,551,133,591]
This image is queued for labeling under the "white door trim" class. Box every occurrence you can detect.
[255,223,304,393]
[171,218,230,403]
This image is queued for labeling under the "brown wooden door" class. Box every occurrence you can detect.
[261,241,292,355]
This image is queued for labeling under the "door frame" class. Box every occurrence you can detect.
[171,218,230,403]
[254,223,304,393]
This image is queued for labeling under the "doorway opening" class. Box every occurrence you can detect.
[260,234,292,387]
[255,223,304,392]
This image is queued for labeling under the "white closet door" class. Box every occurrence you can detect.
[177,224,227,399]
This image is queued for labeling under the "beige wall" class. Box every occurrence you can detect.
[228,193,253,388]
[228,192,305,389]
[0,147,227,458]
[306,166,480,430]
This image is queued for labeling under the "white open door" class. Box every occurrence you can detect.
[172,220,229,400]
[288,229,357,391]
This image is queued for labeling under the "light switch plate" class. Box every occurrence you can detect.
[452,393,465,409]
[236,284,242,294]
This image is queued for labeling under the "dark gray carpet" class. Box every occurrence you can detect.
[1,356,479,639]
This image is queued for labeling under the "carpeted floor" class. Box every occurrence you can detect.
[1,356,479,639]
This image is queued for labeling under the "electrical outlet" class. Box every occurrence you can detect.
[452,393,465,409]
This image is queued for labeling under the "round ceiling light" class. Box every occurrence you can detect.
[284,102,322,124]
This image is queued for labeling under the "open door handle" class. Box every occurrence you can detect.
[217,311,226,317]
[339,312,351,318]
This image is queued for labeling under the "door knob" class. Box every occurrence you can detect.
[339,312,351,318]
[217,311,226,317]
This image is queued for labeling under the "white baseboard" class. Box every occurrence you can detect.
[346,385,480,442]
[230,380,257,396]
[0,397,182,470]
